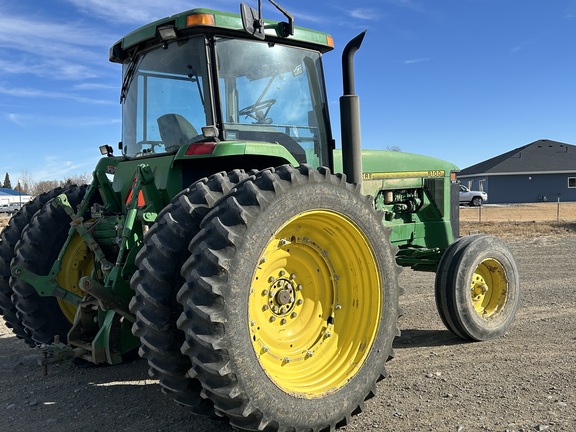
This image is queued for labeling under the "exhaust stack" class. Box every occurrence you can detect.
[340,31,366,186]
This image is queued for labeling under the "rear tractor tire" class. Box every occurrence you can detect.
[130,169,249,414]
[10,185,91,345]
[0,187,70,344]
[177,165,400,431]
[435,234,520,341]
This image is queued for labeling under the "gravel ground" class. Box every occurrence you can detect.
[1,234,575,432]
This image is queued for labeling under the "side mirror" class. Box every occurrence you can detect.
[241,3,265,40]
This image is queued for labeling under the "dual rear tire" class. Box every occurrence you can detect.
[2,186,87,346]
[129,170,249,415]
[133,165,401,431]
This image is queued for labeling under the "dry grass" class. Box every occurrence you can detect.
[460,220,576,238]
[0,216,9,230]
[459,201,576,222]
[2,202,576,239]
[460,202,576,238]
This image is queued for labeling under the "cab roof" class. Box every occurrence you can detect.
[110,8,334,63]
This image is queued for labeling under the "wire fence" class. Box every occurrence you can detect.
[459,200,576,223]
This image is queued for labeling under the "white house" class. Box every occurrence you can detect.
[0,188,31,206]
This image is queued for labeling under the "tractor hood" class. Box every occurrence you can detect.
[333,149,460,178]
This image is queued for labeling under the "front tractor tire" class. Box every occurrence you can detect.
[10,185,89,345]
[177,165,400,431]
[435,234,520,341]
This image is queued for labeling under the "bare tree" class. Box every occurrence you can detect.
[17,170,34,195]
[15,172,93,197]
[32,180,61,196]
[62,173,92,186]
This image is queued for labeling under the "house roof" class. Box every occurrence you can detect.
[459,139,576,177]
[0,188,30,197]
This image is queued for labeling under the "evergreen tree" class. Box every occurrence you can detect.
[2,172,11,189]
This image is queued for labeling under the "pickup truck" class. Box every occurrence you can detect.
[0,203,21,214]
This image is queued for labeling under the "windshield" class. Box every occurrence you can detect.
[121,37,212,157]
[215,38,331,168]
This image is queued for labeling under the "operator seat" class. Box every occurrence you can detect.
[157,114,199,150]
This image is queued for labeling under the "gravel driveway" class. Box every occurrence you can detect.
[1,236,574,432]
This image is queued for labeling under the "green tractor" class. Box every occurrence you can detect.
[0,2,519,430]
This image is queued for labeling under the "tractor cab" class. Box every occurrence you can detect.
[113,8,335,170]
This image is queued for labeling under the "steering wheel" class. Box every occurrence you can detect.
[238,99,276,123]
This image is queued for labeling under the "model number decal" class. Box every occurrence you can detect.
[363,170,445,180]
[426,170,445,177]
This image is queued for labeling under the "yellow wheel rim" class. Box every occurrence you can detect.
[56,234,92,323]
[248,210,382,398]
[470,258,508,317]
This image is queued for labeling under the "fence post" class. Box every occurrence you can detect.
[557,195,560,222]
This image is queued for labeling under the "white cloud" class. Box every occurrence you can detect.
[384,0,426,12]
[33,157,89,182]
[4,113,26,127]
[4,112,120,128]
[73,83,117,91]
[292,11,329,25]
[349,9,381,21]
[0,8,117,81]
[0,14,111,52]
[403,58,431,64]
[0,56,99,81]
[0,85,114,105]
[510,39,536,55]
[64,0,233,24]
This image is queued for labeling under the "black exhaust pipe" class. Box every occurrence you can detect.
[340,31,366,186]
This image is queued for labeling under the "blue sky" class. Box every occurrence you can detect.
[1,0,575,184]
